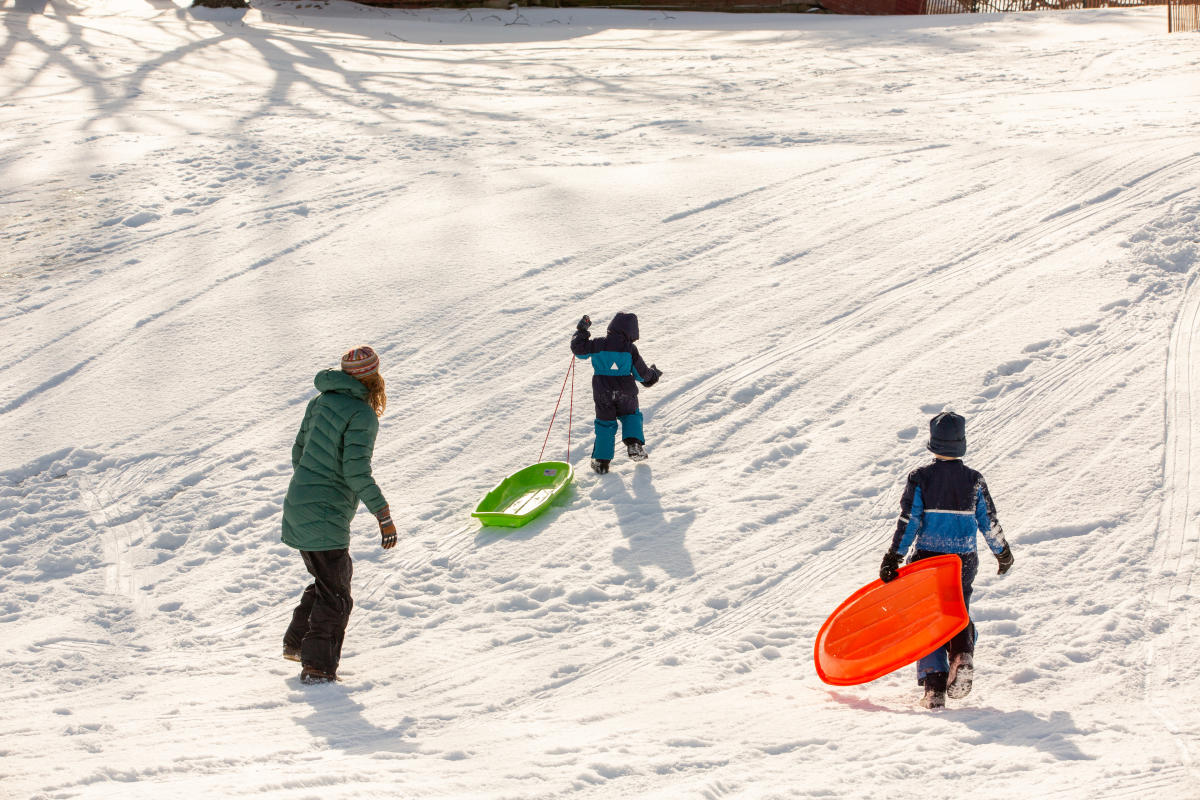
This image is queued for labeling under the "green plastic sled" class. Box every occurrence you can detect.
[471,461,574,528]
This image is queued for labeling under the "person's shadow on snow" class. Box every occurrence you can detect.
[291,683,417,755]
[610,465,695,580]
[828,691,1091,762]
[955,707,1092,761]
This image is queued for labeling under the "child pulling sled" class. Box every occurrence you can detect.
[570,313,663,474]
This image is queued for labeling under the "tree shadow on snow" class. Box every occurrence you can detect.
[1,0,1131,178]
[609,465,695,580]
[0,0,712,181]
[291,681,418,755]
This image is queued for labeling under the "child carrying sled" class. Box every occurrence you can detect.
[571,312,663,474]
[879,412,1015,709]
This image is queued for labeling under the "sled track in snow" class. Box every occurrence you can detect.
[1146,263,1200,778]
[7,457,175,692]
[345,520,478,636]
[656,150,1200,433]
[1038,765,1192,800]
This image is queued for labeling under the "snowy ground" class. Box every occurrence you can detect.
[2,0,1199,797]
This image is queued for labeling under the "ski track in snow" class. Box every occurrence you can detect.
[1147,241,1200,779]
[1,1,1200,798]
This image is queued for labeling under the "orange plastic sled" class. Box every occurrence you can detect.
[814,554,968,686]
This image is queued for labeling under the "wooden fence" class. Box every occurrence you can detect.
[918,0,1168,12]
[821,0,1175,12]
[1169,0,1200,29]
[914,0,1196,32]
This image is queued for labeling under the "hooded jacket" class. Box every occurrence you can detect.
[281,370,388,552]
[891,459,1007,556]
[571,312,655,397]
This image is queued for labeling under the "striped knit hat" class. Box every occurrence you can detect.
[340,346,380,378]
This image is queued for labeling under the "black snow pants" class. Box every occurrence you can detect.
[283,548,354,675]
[593,386,640,423]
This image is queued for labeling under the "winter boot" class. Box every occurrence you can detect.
[947,652,974,700]
[300,665,339,685]
[591,458,610,474]
[282,645,302,663]
[920,671,948,710]
[921,686,946,710]
[625,440,648,462]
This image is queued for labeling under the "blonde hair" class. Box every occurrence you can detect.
[358,372,387,417]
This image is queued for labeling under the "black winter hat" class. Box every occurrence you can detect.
[926,412,967,458]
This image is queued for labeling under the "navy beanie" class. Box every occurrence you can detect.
[927,412,967,458]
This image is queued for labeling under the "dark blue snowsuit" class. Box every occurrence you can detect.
[891,458,1008,683]
[570,313,659,461]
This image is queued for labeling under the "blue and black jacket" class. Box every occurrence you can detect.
[571,312,658,397]
[891,459,1008,557]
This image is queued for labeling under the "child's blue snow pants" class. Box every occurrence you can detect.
[911,549,978,683]
[592,389,644,461]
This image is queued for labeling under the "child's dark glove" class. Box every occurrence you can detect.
[879,550,901,583]
[577,315,591,332]
[995,544,1014,575]
[642,364,663,388]
[376,505,397,550]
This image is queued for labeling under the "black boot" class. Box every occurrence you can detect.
[920,671,948,709]
[591,459,610,474]
[300,665,339,684]
[625,440,647,461]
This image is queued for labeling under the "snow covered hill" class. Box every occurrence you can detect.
[1,1,1198,797]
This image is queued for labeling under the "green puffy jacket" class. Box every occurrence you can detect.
[281,370,388,551]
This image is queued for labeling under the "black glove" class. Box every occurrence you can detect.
[642,364,663,388]
[377,505,397,550]
[879,550,901,583]
[577,315,591,332]
[995,544,1014,575]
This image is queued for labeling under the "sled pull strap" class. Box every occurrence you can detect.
[539,355,576,464]
[567,355,574,462]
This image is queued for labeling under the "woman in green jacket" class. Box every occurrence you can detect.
[281,346,396,684]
